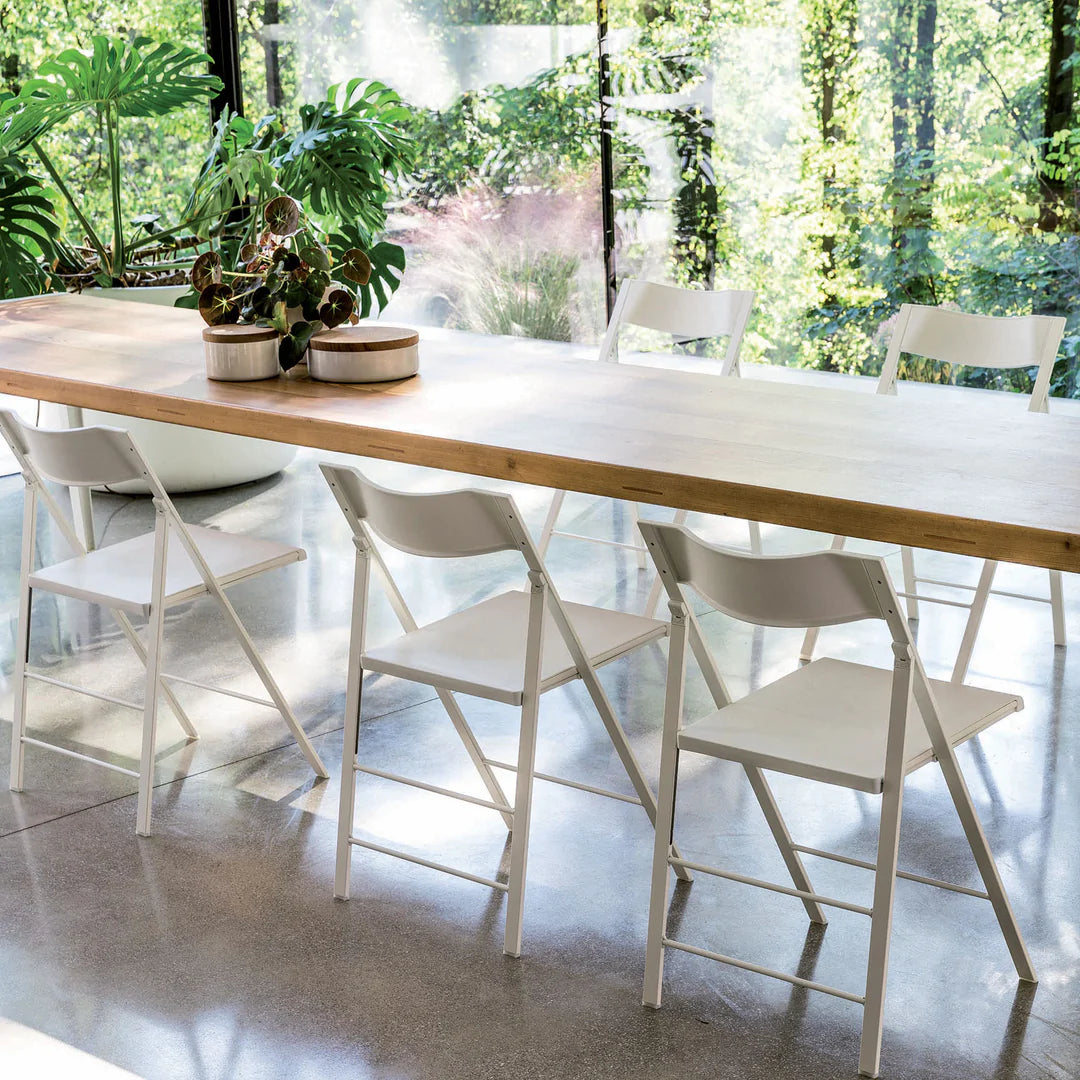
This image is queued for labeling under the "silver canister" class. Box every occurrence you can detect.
[308,326,420,383]
[202,325,280,381]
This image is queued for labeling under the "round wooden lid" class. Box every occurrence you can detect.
[202,324,278,344]
[311,325,420,353]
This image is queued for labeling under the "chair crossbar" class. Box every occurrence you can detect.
[346,836,509,891]
[907,579,1053,608]
[483,757,643,805]
[19,735,140,778]
[912,576,979,592]
[160,673,277,709]
[353,763,513,814]
[24,671,142,712]
[661,937,866,1004]
[668,856,872,916]
[550,529,645,553]
[896,590,974,611]
[989,589,1053,605]
[792,845,992,900]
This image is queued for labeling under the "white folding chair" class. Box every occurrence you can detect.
[0,410,328,836]
[639,520,1036,1078]
[801,303,1067,682]
[321,463,693,958]
[538,279,759,616]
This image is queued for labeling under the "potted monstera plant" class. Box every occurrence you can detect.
[0,34,412,487]
[191,194,374,374]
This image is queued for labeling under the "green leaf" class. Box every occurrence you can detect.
[265,194,300,236]
[0,36,222,155]
[198,282,239,325]
[0,160,60,299]
[191,250,222,292]
[279,320,315,370]
[329,228,406,319]
[320,289,354,328]
[299,244,330,271]
[271,80,413,231]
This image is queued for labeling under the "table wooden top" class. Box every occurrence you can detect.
[1,293,1079,572]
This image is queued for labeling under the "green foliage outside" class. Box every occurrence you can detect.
[379,0,1080,392]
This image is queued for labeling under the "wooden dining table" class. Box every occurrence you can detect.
[1,292,1079,574]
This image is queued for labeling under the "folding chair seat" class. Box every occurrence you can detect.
[321,463,684,958]
[538,279,759,616]
[801,303,1067,682]
[639,520,1036,1078]
[362,590,667,705]
[0,410,328,837]
[27,525,303,615]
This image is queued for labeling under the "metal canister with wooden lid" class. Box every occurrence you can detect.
[308,325,420,383]
[202,324,281,381]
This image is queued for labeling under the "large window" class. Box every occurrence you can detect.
[6,1,1077,390]
[231,0,1078,390]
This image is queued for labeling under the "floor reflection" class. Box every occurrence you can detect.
[0,450,1077,1079]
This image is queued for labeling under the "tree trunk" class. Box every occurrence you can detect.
[1040,0,1076,229]
[890,0,937,304]
[263,0,283,111]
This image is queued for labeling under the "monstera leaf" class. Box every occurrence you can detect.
[328,225,405,319]
[0,36,221,154]
[273,79,413,233]
[0,161,59,298]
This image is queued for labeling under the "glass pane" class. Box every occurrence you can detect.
[605,0,1078,392]
[238,0,607,340]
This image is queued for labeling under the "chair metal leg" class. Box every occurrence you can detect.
[800,535,848,662]
[858,777,904,1078]
[9,584,33,793]
[537,489,565,558]
[744,765,828,925]
[937,744,1037,983]
[643,602,688,1008]
[644,508,690,618]
[208,589,329,778]
[646,514,760,618]
[9,483,36,793]
[859,645,912,1079]
[565,634,692,883]
[951,560,998,684]
[113,609,198,740]
[628,502,649,570]
[503,573,546,958]
[336,547,370,899]
[900,547,919,621]
[136,513,169,837]
[1049,570,1066,647]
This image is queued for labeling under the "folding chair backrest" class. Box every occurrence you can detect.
[598,280,756,375]
[320,463,527,559]
[878,304,1065,412]
[0,409,148,488]
[639,520,903,633]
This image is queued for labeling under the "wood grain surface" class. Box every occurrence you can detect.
[1,293,1078,572]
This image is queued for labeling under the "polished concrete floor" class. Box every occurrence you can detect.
[0,450,1078,1080]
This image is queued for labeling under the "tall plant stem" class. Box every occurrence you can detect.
[32,140,111,273]
[106,104,125,279]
